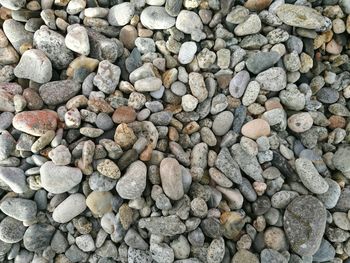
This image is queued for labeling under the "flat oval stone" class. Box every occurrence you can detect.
[276,4,331,32]
[160,158,184,201]
[39,80,81,106]
[0,216,26,243]
[229,70,250,98]
[116,160,147,200]
[241,119,271,139]
[52,193,87,223]
[256,67,287,91]
[40,161,82,194]
[246,51,280,74]
[284,195,326,256]
[140,6,175,30]
[23,223,55,252]
[212,111,234,136]
[0,198,37,221]
[316,87,339,104]
[0,166,28,193]
[287,112,313,133]
[12,110,58,136]
[178,41,197,64]
[86,191,113,216]
[3,19,33,52]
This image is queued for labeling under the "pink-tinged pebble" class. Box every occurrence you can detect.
[241,119,271,139]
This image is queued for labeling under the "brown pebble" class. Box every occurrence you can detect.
[241,119,270,140]
[244,0,272,11]
[119,25,137,50]
[23,88,43,110]
[139,144,153,161]
[265,99,283,111]
[112,106,136,124]
[328,115,346,129]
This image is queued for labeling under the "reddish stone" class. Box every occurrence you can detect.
[244,0,272,11]
[112,106,136,124]
[12,110,58,136]
[328,115,346,129]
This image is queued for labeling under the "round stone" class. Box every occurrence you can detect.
[287,112,313,133]
[112,106,136,124]
[160,158,184,201]
[23,223,55,252]
[108,2,135,26]
[86,191,113,217]
[65,25,90,55]
[39,80,81,106]
[241,119,271,140]
[178,42,197,64]
[0,198,37,222]
[256,67,287,91]
[212,111,234,136]
[0,216,26,243]
[48,145,71,166]
[229,70,250,98]
[140,6,176,30]
[181,94,198,112]
[52,194,87,223]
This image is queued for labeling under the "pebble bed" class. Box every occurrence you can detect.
[0,0,350,262]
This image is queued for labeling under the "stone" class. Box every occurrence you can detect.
[108,2,135,26]
[212,111,234,136]
[229,70,250,98]
[23,224,55,252]
[234,14,262,36]
[67,0,86,14]
[317,87,339,104]
[39,80,81,106]
[49,145,71,166]
[313,239,335,262]
[135,77,162,92]
[317,178,341,209]
[189,72,208,102]
[114,123,137,149]
[160,158,184,200]
[97,159,120,179]
[34,27,74,69]
[276,4,331,32]
[116,161,147,199]
[139,216,186,236]
[76,234,95,252]
[3,19,33,52]
[231,249,259,263]
[246,51,280,74]
[40,161,82,194]
[0,198,37,222]
[256,67,287,91]
[178,41,197,64]
[176,10,205,41]
[150,243,174,263]
[0,216,26,243]
[165,0,182,17]
[241,119,270,139]
[0,166,28,193]
[86,191,113,217]
[287,113,313,133]
[93,60,121,94]
[215,148,242,184]
[14,49,52,83]
[333,212,350,230]
[333,146,350,175]
[52,194,86,223]
[65,25,90,55]
[0,46,19,65]
[0,130,15,161]
[140,6,176,30]
[284,195,327,256]
[125,228,148,250]
[260,249,287,263]
[0,0,26,10]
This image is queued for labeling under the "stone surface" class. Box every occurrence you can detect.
[0,198,37,222]
[160,158,184,201]
[140,6,175,30]
[52,194,86,223]
[256,67,287,91]
[241,119,271,139]
[39,80,81,106]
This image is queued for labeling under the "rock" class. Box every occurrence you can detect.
[182,94,198,112]
[317,87,339,104]
[178,41,197,64]
[112,106,136,124]
[246,51,280,74]
[165,0,183,17]
[14,49,51,83]
[256,67,287,91]
[0,46,19,65]
[313,239,336,262]
[0,166,28,193]
[3,19,33,52]
[333,212,350,230]
[276,4,331,32]
[86,191,113,216]
[212,111,234,136]
[125,228,148,250]
[114,123,137,149]
[284,195,327,256]
[40,161,82,194]
[87,28,119,62]
[49,145,71,166]
[135,77,162,92]
[170,235,190,259]
[0,130,15,161]
[23,224,55,252]
[0,198,37,222]
[108,2,135,26]
[0,0,26,10]
[39,80,81,106]
[52,194,86,223]
[176,10,205,41]
[150,243,174,263]
[76,234,95,252]
[234,14,262,36]
[34,27,74,69]
[229,70,250,98]
[93,60,121,94]
[189,72,208,102]
[260,249,287,263]
[140,6,176,30]
[139,216,186,236]
[231,249,259,263]
[244,0,272,11]
[215,148,242,184]
[160,158,184,200]
[97,159,120,179]
[116,161,147,199]
[65,25,90,55]
[317,178,341,209]
[67,0,86,14]
[333,146,350,175]
[0,216,26,243]
[241,119,270,139]
[287,112,313,133]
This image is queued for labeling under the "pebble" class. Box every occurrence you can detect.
[116,161,147,199]
[276,4,331,32]
[52,194,86,223]
[256,67,287,91]
[3,19,33,52]
[135,77,162,92]
[241,119,270,140]
[234,14,262,36]
[287,112,313,133]
[178,42,197,64]
[212,111,234,136]
[160,158,184,200]
[86,191,113,217]
[23,224,55,252]
[76,234,95,252]
[246,51,280,74]
[150,243,174,263]
[108,2,135,26]
[65,25,90,55]
[0,198,37,222]
[317,87,339,104]
[0,216,26,243]
[284,195,326,256]
[332,146,350,175]
[215,147,242,184]
[140,6,175,30]
[0,0,25,10]
[189,72,208,103]
[14,49,52,83]
[49,145,71,165]
[93,60,121,94]
[229,70,250,98]
[231,249,259,263]
[0,166,28,193]
[39,80,81,106]
[139,216,186,236]
[182,94,198,112]
[40,161,82,194]
[176,10,205,41]
[0,130,15,161]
